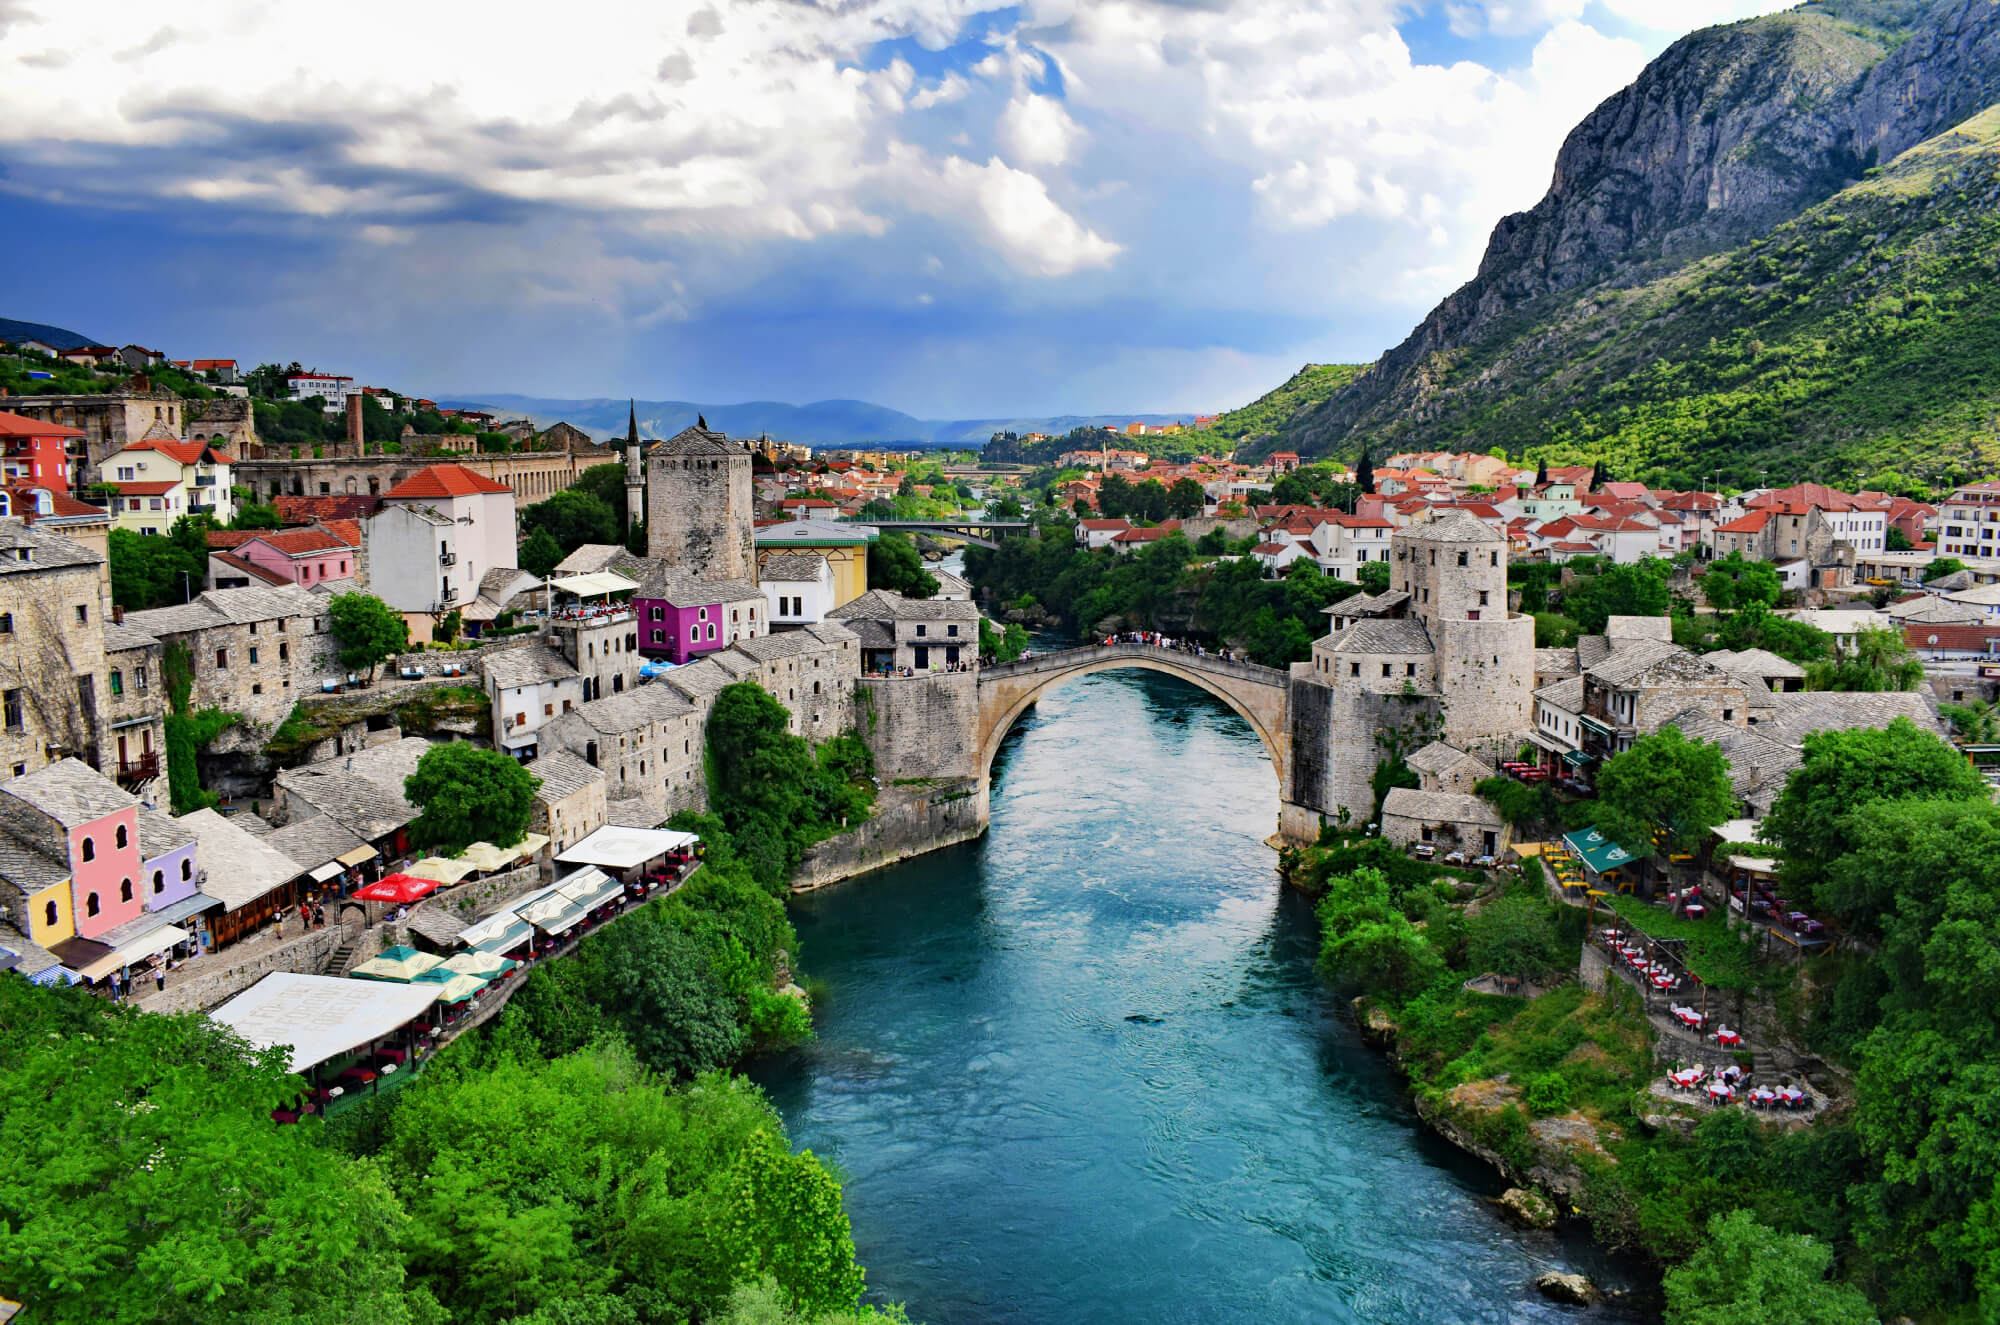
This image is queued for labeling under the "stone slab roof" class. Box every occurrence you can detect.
[801,620,858,647]
[1664,710,1801,801]
[566,683,695,736]
[177,807,304,911]
[1534,647,1580,677]
[1405,741,1489,778]
[1381,787,1503,826]
[731,631,844,663]
[526,750,604,803]
[0,831,71,903]
[1,757,135,829]
[759,553,828,582]
[647,424,742,457]
[1533,677,1585,712]
[103,620,161,652]
[844,619,896,650]
[1704,648,1807,683]
[1576,635,1613,668]
[137,807,196,859]
[829,589,980,622]
[1605,615,1672,641]
[1331,617,1433,656]
[263,814,370,870]
[1581,638,1691,686]
[1762,691,1943,746]
[1888,596,1985,624]
[660,658,735,702]
[552,544,650,578]
[127,583,321,636]
[274,738,430,841]
[1402,510,1497,543]
[1326,589,1410,618]
[484,646,578,689]
[0,517,100,573]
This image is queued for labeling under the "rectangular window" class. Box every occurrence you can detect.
[134,667,147,691]
[109,670,123,696]
[74,604,87,624]
[916,624,927,637]
[248,646,259,665]
[3,689,21,731]
[216,649,227,668]
[279,643,288,661]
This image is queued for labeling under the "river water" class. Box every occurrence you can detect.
[752,667,1639,1322]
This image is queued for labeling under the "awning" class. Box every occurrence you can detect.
[76,925,190,980]
[1562,749,1593,768]
[337,845,379,867]
[1728,854,1779,876]
[1578,714,1615,738]
[97,893,216,944]
[31,965,84,986]
[555,826,698,872]
[407,856,480,885]
[350,946,445,982]
[548,571,639,598]
[1562,826,1638,874]
[463,918,530,955]
[209,972,440,1072]
[309,861,346,883]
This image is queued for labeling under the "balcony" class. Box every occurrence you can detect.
[439,550,458,567]
[116,752,160,784]
[194,475,217,488]
[440,584,459,603]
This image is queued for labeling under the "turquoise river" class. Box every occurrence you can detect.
[752,667,1644,1322]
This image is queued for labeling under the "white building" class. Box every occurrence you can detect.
[362,464,518,636]
[759,553,838,627]
[485,646,583,760]
[287,373,358,414]
[98,439,237,533]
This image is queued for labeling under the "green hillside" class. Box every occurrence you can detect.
[1213,362,1366,442]
[1285,105,2000,490]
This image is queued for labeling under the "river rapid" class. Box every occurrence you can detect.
[752,667,1642,1322]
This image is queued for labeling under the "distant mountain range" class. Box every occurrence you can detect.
[438,394,1196,448]
[0,318,98,351]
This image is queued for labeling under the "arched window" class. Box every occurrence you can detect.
[44,900,57,928]
[85,892,100,916]
[119,878,133,903]
[152,871,165,894]
[181,858,192,881]
[115,824,128,849]
[80,836,94,862]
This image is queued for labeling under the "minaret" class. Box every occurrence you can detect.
[623,399,645,539]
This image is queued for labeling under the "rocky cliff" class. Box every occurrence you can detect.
[1286,0,2000,464]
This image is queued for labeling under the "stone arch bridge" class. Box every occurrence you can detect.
[976,643,1291,788]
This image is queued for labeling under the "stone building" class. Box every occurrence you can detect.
[103,618,168,801]
[827,589,980,673]
[639,420,755,580]
[1404,740,1493,795]
[0,518,144,786]
[719,623,859,742]
[524,749,608,865]
[0,387,187,489]
[235,443,616,510]
[551,608,641,703]
[1379,788,1509,858]
[1283,510,1535,835]
[485,645,583,761]
[541,684,705,827]
[125,583,337,739]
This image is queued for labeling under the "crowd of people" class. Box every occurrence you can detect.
[1101,631,1240,663]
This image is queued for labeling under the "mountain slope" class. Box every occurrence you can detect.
[1286,0,2000,469]
[444,394,1195,447]
[0,318,98,351]
[1304,104,2000,486]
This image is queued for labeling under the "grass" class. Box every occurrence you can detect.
[1608,894,1759,990]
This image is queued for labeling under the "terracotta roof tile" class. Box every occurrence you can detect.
[383,464,513,499]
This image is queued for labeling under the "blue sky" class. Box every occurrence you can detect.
[0,0,1793,419]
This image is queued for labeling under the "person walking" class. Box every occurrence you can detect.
[154,963,166,994]
[108,968,122,1002]
[313,901,326,930]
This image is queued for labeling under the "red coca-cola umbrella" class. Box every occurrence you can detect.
[354,874,438,905]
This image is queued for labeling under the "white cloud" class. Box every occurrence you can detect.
[1000,92,1083,167]
[1446,0,1586,39]
[908,150,1122,276]
[1599,0,1796,30]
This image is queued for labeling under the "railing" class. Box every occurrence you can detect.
[979,640,1289,688]
[116,752,160,782]
[439,585,458,603]
[439,551,457,567]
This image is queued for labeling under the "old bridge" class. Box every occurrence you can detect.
[976,643,1291,787]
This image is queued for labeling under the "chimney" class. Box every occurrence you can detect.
[112,605,124,624]
[347,394,365,456]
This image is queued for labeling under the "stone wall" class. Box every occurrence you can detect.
[136,922,351,1015]
[854,672,979,781]
[1434,614,1536,765]
[187,397,258,452]
[792,780,990,891]
[646,451,754,579]
[1179,515,1260,544]
[236,449,618,510]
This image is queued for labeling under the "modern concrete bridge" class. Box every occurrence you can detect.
[976,643,1291,786]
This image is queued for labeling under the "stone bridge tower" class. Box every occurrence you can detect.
[1400,510,1534,766]
[643,415,756,580]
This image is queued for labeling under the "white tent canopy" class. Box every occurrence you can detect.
[548,571,639,598]
[209,972,440,1072]
[76,925,190,981]
[555,826,697,872]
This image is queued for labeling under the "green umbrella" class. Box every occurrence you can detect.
[350,947,445,982]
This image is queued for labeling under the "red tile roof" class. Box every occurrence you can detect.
[383,464,513,499]
[210,551,293,587]
[1903,623,2000,652]
[1,485,102,520]
[1716,510,1773,533]
[250,527,351,556]
[124,439,236,465]
[109,481,181,496]
[322,518,362,547]
[0,410,85,439]
[206,530,261,549]
[273,495,378,524]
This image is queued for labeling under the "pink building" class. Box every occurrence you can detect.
[236,526,358,587]
[0,759,145,941]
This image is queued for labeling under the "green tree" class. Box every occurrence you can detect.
[521,527,566,578]
[1594,726,1737,856]
[1463,894,1572,982]
[570,461,633,528]
[522,489,618,553]
[403,741,541,853]
[866,532,938,599]
[328,591,409,681]
[108,527,200,609]
[1762,717,1988,895]
[0,979,425,1324]
[1355,449,1375,494]
[1358,561,1391,594]
[1663,1210,1876,1325]
[1885,525,1914,551]
[1922,557,1966,583]
[1699,551,1783,611]
[1167,477,1207,518]
[1534,612,1581,647]
[979,617,1028,662]
[589,912,745,1080]
[1805,627,1924,692]
[1315,867,1446,1000]
[1097,472,1134,518]
[1562,560,1670,633]
[1269,473,1312,506]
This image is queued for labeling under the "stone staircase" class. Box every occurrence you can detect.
[321,926,367,978]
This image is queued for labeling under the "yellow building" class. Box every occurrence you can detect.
[98,438,237,533]
[755,518,874,608]
[14,849,76,949]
